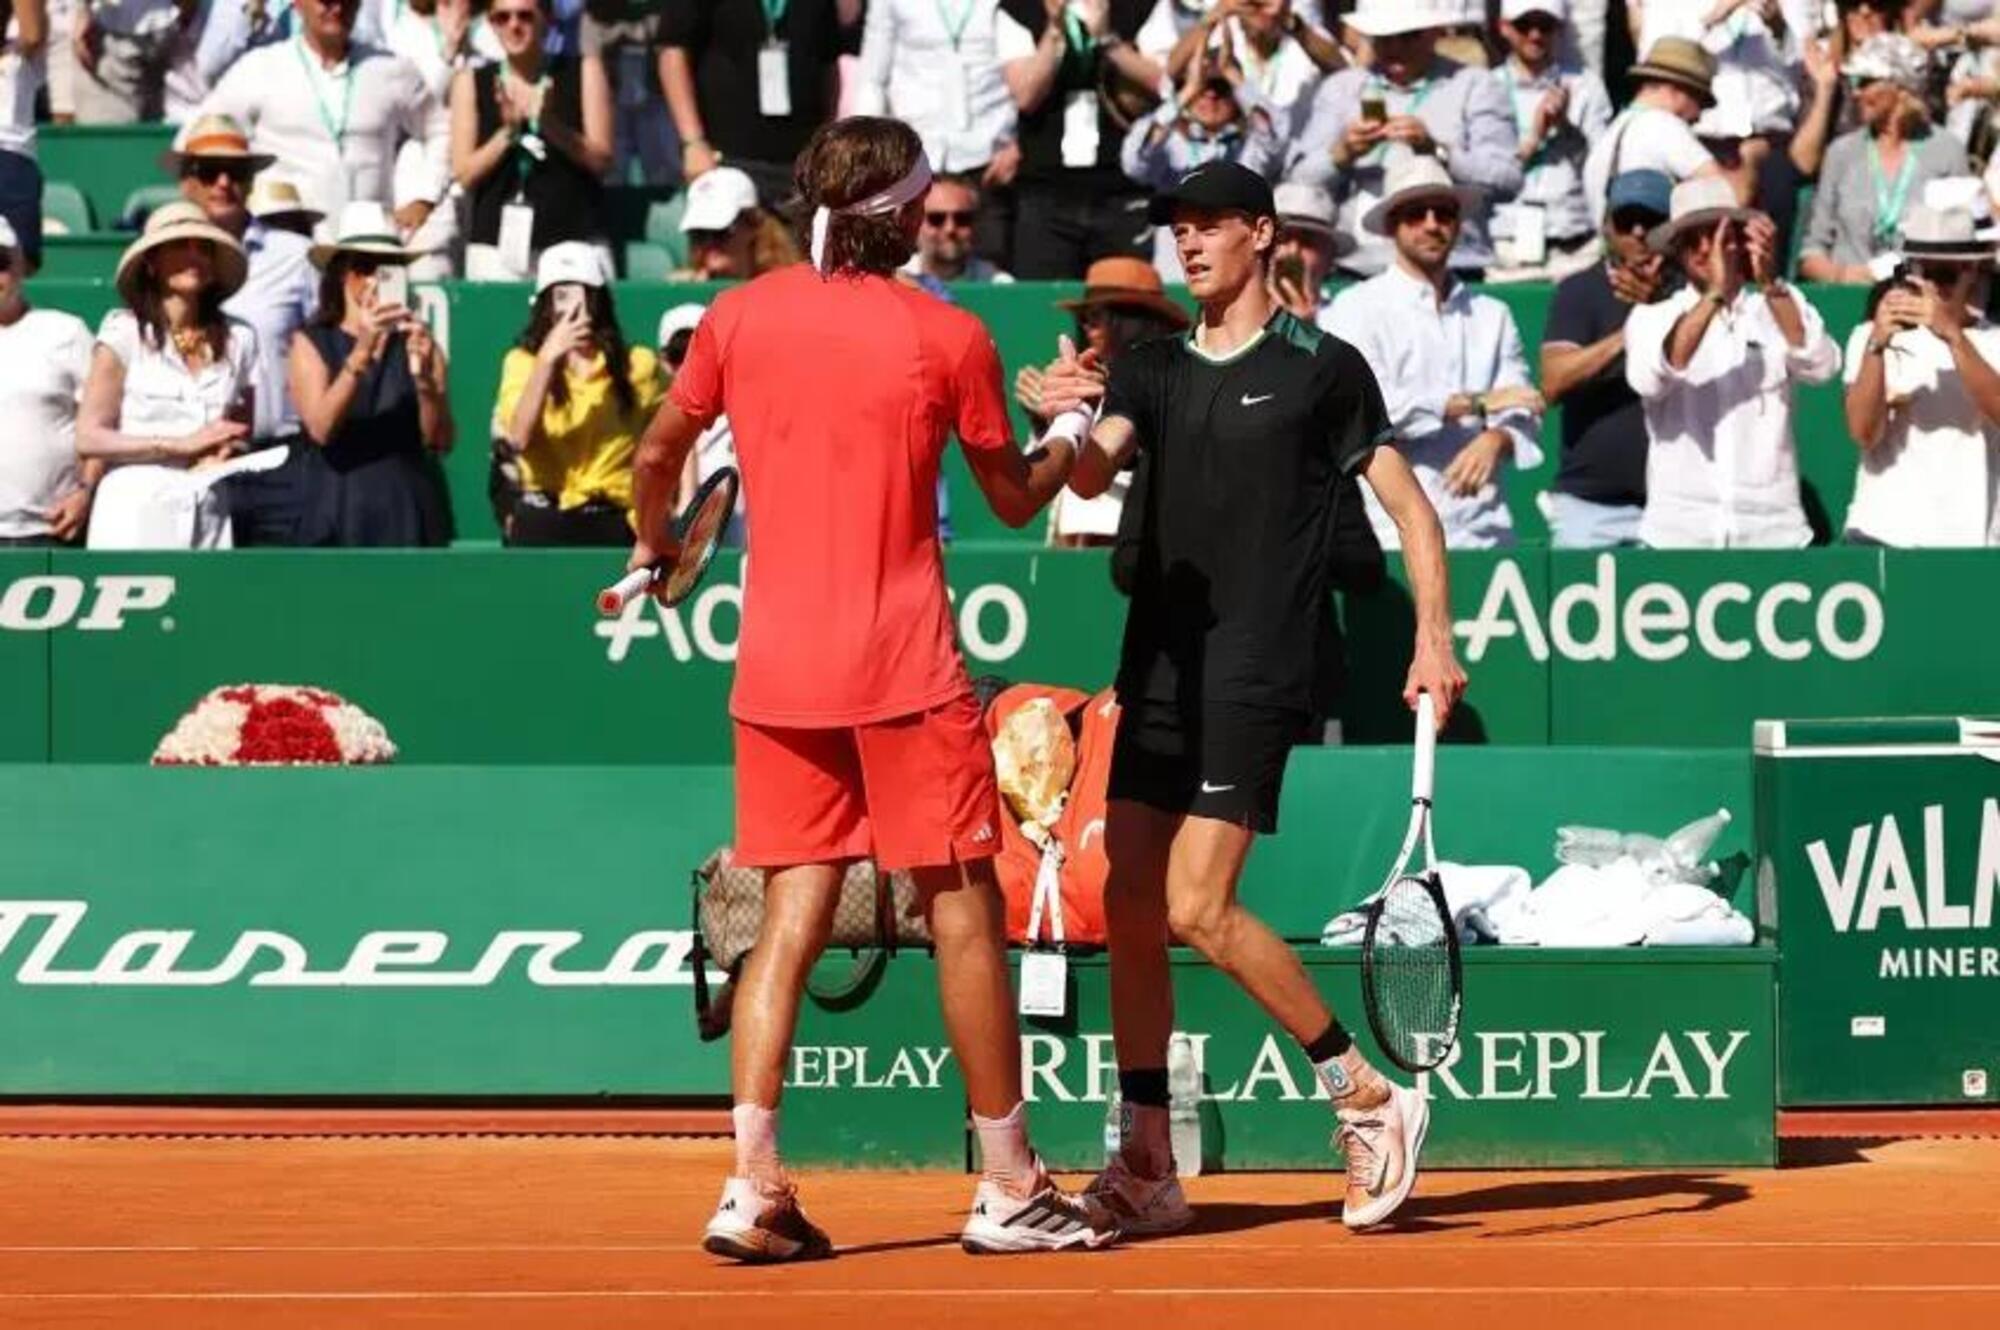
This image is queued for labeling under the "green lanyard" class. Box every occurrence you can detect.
[761,0,789,37]
[936,0,975,50]
[1500,63,1554,170]
[293,37,356,147]
[1868,138,1918,247]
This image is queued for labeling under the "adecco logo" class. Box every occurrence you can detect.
[0,576,175,631]
[597,579,1030,665]
[1457,554,1884,664]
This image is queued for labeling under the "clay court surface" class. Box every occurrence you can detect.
[1,1133,1996,1328]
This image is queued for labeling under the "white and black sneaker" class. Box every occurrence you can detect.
[701,1176,834,1263]
[960,1167,1120,1254]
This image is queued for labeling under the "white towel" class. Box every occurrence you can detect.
[1320,862,1533,947]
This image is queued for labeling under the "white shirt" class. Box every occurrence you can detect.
[0,20,43,158]
[855,0,1017,173]
[1841,320,2000,546]
[1490,57,1614,243]
[1640,0,1812,139]
[1583,104,1716,226]
[380,0,505,100]
[1624,285,1841,549]
[200,37,451,218]
[1136,1,1328,135]
[1321,262,1545,550]
[97,308,260,446]
[0,308,92,539]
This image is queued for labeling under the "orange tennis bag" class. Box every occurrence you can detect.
[984,682,1120,947]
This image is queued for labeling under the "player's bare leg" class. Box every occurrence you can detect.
[917,859,1119,1253]
[702,863,840,1263]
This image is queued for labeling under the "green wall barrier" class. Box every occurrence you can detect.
[787,948,1777,1169]
[1756,719,2000,1107]
[20,275,1880,549]
[1,547,1991,762]
[39,125,175,229]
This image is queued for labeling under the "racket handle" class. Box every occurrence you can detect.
[596,565,660,616]
[1412,691,1437,802]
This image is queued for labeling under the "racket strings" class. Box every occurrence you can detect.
[1368,875,1458,1069]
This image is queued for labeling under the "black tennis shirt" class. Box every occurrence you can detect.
[1101,310,1392,714]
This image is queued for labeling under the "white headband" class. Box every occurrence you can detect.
[810,157,934,273]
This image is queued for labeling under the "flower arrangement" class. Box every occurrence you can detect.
[152,685,398,766]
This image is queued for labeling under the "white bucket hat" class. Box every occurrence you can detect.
[1346,0,1466,38]
[1647,176,1763,253]
[534,241,608,295]
[1362,155,1483,235]
[309,200,423,270]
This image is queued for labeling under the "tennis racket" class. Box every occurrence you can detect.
[1359,691,1463,1075]
[595,466,739,615]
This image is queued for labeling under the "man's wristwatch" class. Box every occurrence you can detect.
[1865,335,1892,356]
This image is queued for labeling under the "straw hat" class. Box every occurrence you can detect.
[159,113,276,175]
[113,200,249,304]
[1362,155,1484,235]
[308,200,423,270]
[1054,257,1192,329]
[1628,37,1718,109]
[1842,33,1928,96]
[1647,176,1764,253]
[1896,204,1997,263]
[245,176,324,225]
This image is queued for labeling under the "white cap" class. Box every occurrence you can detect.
[534,241,608,295]
[0,215,18,252]
[1501,0,1568,22]
[1346,0,1466,37]
[657,302,707,347]
[680,167,759,233]
[1273,182,1337,234]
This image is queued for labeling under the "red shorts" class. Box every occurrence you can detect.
[732,692,1001,871]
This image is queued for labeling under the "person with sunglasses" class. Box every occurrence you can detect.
[1488,0,1613,283]
[452,0,615,282]
[1539,168,1675,548]
[1841,197,2000,546]
[672,165,801,280]
[1323,155,1546,549]
[1799,34,1966,284]
[907,176,1014,285]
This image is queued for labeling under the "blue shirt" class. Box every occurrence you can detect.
[224,221,319,441]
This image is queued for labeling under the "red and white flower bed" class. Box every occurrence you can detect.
[152,685,397,766]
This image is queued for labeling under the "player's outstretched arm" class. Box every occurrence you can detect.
[628,400,705,569]
[963,434,1079,529]
[1361,444,1468,729]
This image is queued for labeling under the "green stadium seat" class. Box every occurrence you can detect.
[622,240,674,282]
[118,183,185,231]
[642,195,689,270]
[40,181,94,236]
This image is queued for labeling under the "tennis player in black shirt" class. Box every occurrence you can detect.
[1037,161,1468,1233]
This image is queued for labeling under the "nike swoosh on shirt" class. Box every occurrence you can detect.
[1241,393,1274,406]
[1200,781,1237,794]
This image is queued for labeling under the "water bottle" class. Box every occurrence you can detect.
[1167,1032,1203,1178]
[1663,808,1733,878]
[1102,1084,1123,1160]
[1554,825,1626,867]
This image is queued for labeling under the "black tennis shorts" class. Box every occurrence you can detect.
[1107,700,1308,835]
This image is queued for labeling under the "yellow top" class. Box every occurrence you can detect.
[496,345,664,513]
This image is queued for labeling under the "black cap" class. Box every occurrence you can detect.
[1147,161,1277,226]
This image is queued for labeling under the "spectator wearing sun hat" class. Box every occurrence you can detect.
[76,201,262,550]
[1487,0,1613,283]
[1582,36,1734,228]
[1285,0,1523,280]
[1799,34,1967,285]
[1268,180,1343,319]
[1624,176,1840,549]
[289,199,453,547]
[1841,202,2000,546]
[1323,155,1545,549]
[0,215,98,547]
[673,164,800,281]
[491,242,662,546]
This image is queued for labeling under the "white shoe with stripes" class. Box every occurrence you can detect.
[960,1169,1120,1254]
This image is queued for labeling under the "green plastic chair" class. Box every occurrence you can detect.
[622,241,675,282]
[117,183,185,231]
[642,194,689,270]
[40,180,94,236]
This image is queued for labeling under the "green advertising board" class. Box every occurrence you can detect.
[785,948,1777,1170]
[1,548,1994,760]
[1756,717,2000,1106]
[0,765,731,1095]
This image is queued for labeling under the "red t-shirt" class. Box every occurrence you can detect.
[669,266,1015,727]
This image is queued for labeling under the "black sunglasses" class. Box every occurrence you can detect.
[925,209,976,227]
[1393,202,1461,226]
[0,250,12,274]
[186,160,253,186]
[685,227,731,247]
[1513,12,1562,32]
[663,328,695,367]
[1609,206,1665,233]
[343,256,388,276]
[489,7,538,26]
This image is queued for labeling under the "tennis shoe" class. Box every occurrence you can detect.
[1334,1081,1430,1231]
[960,1165,1120,1253]
[1083,1151,1194,1235]
[701,1175,834,1263]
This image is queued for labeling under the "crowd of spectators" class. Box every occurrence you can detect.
[0,0,1998,552]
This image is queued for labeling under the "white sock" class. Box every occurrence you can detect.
[732,1102,782,1184]
[971,1100,1038,1193]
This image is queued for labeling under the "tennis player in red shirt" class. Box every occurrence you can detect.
[628,118,1109,1262]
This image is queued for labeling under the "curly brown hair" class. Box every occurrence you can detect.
[792,117,925,277]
